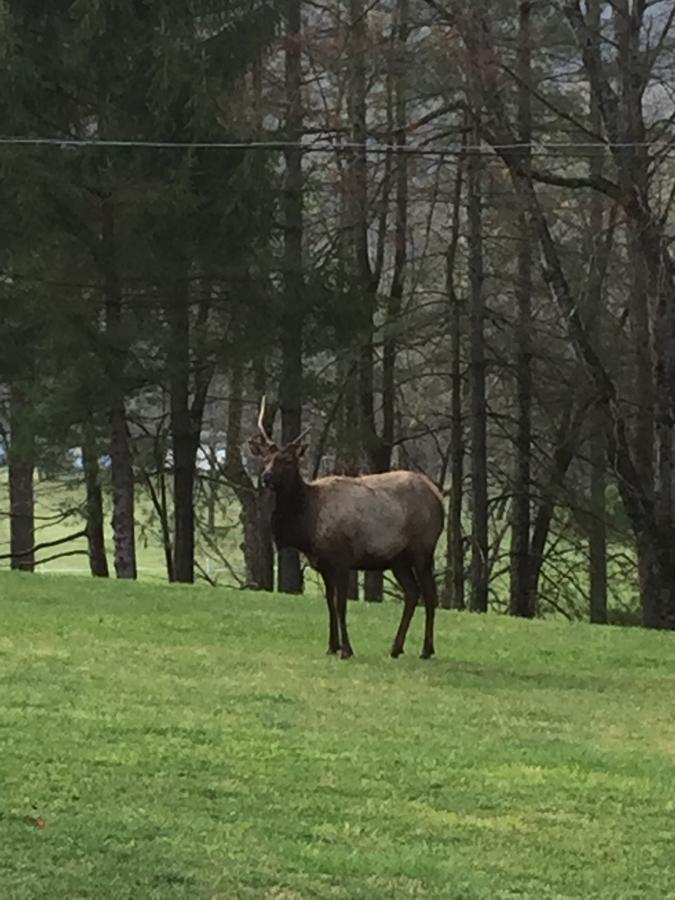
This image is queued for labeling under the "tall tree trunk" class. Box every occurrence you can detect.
[168,276,198,584]
[334,357,360,600]
[509,0,533,618]
[278,0,304,594]
[650,271,675,629]
[589,417,607,623]
[349,0,383,602]
[101,197,136,579]
[335,152,360,602]
[468,111,488,613]
[8,383,35,572]
[82,421,109,577]
[143,445,174,583]
[613,0,675,628]
[205,442,218,535]
[528,401,583,608]
[368,0,409,606]
[157,454,174,583]
[443,142,465,610]
[587,0,607,624]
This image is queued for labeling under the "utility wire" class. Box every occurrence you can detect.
[0,136,673,157]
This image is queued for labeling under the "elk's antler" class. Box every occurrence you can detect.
[290,426,311,445]
[257,395,274,446]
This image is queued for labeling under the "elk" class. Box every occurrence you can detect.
[249,399,444,659]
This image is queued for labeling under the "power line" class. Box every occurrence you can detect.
[0,136,674,157]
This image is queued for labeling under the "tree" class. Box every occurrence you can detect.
[587,0,608,624]
[509,0,534,619]
[278,0,305,594]
[438,0,675,627]
[467,88,488,614]
[443,138,466,611]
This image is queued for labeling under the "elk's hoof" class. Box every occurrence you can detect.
[340,647,354,660]
[420,648,435,660]
[326,647,339,656]
[390,645,403,659]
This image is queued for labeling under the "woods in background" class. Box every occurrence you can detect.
[1,1,674,629]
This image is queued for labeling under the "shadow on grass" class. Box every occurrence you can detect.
[418,658,623,695]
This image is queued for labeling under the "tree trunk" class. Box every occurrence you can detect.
[226,358,274,591]
[8,384,35,572]
[509,0,533,619]
[349,0,384,603]
[335,138,361,603]
[587,0,608,624]
[240,489,275,591]
[589,420,607,623]
[636,529,675,630]
[443,141,466,610]
[348,0,386,602]
[614,1,675,628]
[108,404,136,579]
[528,402,583,609]
[334,357,361,601]
[102,197,136,579]
[143,452,174,583]
[358,0,409,603]
[468,112,488,613]
[278,0,304,594]
[205,443,218,535]
[366,0,409,606]
[82,422,109,577]
[168,276,198,584]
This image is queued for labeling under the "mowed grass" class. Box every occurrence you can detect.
[1,573,674,899]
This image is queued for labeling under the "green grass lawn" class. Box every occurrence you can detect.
[1,572,674,899]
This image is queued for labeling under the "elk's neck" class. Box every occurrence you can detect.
[272,473,312,552]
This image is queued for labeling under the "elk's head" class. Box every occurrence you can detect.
[248,397,309,490]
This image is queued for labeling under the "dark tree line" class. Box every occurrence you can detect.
[1,1,674,629]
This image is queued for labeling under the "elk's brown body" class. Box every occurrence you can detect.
[275,471,442,569]
[250,399,444,659]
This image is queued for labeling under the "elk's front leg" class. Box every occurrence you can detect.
[322,572,339,654]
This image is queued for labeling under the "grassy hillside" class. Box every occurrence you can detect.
[1,572,673,899]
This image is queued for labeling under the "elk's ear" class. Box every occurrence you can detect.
[296,443,309,459]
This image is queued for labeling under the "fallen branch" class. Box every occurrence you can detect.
[0,528,87,561]
[33,549,89,568]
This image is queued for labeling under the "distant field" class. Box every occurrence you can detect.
[0,472,640,619]
[0,475,244,584]
[1,571,673,898]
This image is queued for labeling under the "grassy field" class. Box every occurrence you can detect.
[1,572,674,898]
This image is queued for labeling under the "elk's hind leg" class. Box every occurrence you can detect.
[321,571,340,655]
[416,560,438,659]
[390,561,420,658]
